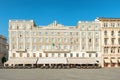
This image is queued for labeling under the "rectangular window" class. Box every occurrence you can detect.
[46,38,49,43]
[33,38,36,43]
[70,53,73,57]
[64,32,67,36]
[39,53,42,57]
[19,38,23,42]
[64,53,67,57]
[39,46,42,49]
[118,38,120,45]
[88,26,91,30]
[52,53,54,57]
[27,53,30,57]
[88,32,92,37]
[104,31,107,36]
[111,38,115,45]
[76,46,78,50]
[82,53,85,57]
[95,26,99,30]
[70,32,72,35]
[33,46,36,50]
[20,53,23,57]
[96,53,98,57]
[64,38,67,42]
[58,53,60,57]
[104,38,107,45]
[76,32,78,36]
[52,38,55,42]
[89,54,91,57]
[26,31,29,36]
[11,31,15,37]
[95,32,99,38]
[76,53,79,57]
[52,32,54,35]
[89,38,91,43]
[46,53,48,57]
[104,47,108,53]
[26,44,29,49]
[19,44,22,49]
[26,38,30,42]
[64,46,66,49]
[45,32,48,35]
[82,25,84,30]
[39,32,41,35]
[82,45,84,50]
[39,38,42,42]
[118,23,120,27]
[95,38,98,42]
[13,53,16,57]
[103,23,108,27]
[118,47,120,53]
[58,38,61,42]
[70,46,72,49]
[33,32,36,35]
[111,31,114,36]
[33,53,36,57]
[82,32,85,36]
[12,45,15,49]
[111,23,115,27]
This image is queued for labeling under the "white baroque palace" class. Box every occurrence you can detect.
[5,18,120,68]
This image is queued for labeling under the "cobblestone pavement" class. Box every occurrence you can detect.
[0,68,120,80]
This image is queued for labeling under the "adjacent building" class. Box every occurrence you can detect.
[5,17,120,68]
[0,35,7,64]
[99,18,120,67]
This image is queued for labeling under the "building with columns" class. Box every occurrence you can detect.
[5,17,120,68]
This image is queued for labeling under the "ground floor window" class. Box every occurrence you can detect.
[27,53,30,57]
[13,53,16,57]
[39,53,42,57]
[33,53,36,57]
[20,53,23,57]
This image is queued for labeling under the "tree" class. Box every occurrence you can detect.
[1,56,6,64]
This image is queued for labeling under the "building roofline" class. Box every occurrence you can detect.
[0,35,7,39]
[98,17,120,21]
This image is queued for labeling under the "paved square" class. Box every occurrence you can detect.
[0,68,120,80]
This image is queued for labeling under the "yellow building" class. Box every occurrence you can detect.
[98,18,120,67]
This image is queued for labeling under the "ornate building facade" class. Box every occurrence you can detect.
[99,18,120,67]
[5,18,120,68]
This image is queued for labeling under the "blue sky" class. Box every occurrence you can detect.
[0,0,120,38]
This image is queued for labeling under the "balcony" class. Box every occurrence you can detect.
[104,35,108,38]
[43,49,71,53]
[16,49,27,53]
